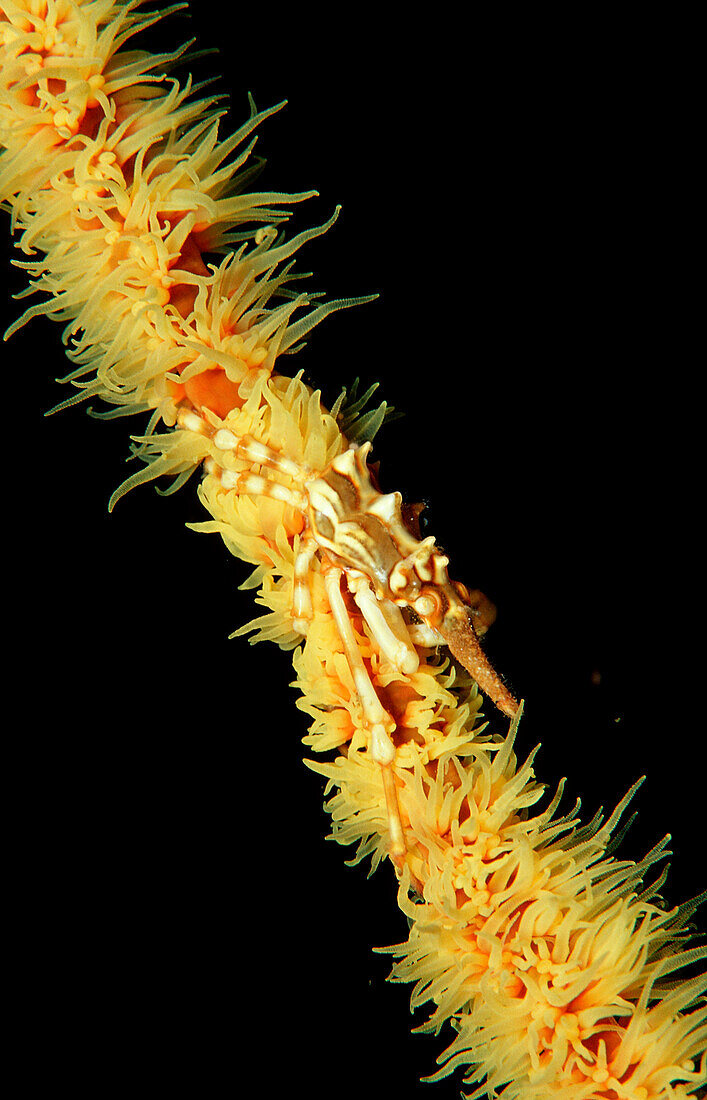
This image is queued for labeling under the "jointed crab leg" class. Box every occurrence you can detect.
[323,568,397,763]
[213,428,309,483]
[292,534,318,635]
[210,429,308,507]
[219,468,308,508]
[347,572,419,676]
[323,568,406,862]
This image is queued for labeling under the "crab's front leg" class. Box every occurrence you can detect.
[346,571,419,676]
[323,567,406,866]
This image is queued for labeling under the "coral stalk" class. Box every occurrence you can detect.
[2,3,704,1096]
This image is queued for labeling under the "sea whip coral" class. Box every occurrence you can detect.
[1,3,705,1096]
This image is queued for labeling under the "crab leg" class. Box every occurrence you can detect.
[292,534,317,635]
[407,622,444,647]
[347,573,419,676]
[213,428,309,482]
[323,568,406,863]
[190,419,318,639]
[207,427,310,507]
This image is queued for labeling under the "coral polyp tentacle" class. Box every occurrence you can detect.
[2,4,704,1098]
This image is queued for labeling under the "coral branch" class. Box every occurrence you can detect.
[2,4,704,1097]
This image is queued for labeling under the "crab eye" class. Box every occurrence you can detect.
[414,587,444,626]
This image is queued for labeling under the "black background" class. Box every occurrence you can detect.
[4,4,703,1096]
